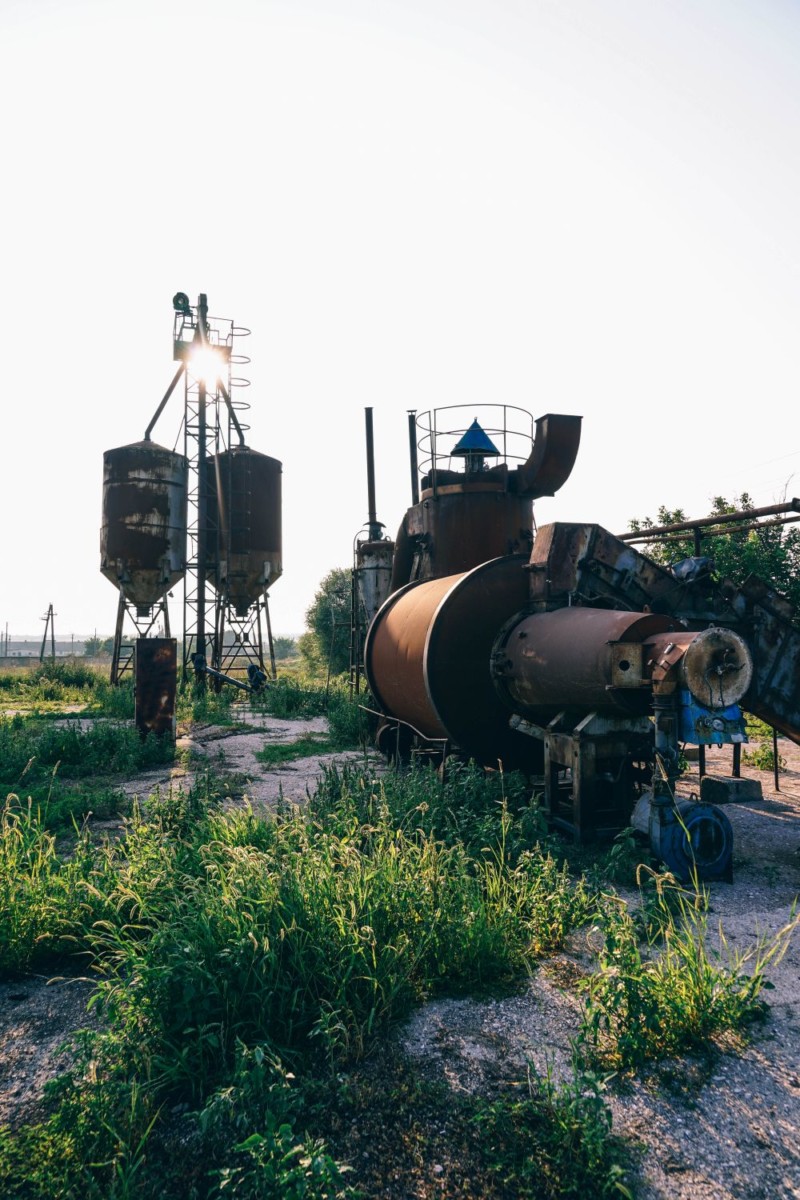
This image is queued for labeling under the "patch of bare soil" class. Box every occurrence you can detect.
[0,975,99,1130]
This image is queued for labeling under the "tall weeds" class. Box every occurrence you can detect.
[0,797,113,973]
[578,870,798,1069]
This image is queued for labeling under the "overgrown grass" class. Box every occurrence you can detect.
[257,734,332,765]
[577,871,798,1070]
[0,763,599,1197]
[310,759,550,858]
[0,661,103,699]
[250,678,373,751]
[0,796,115,974]
[253,677,330,718]
[0,714,173,828]
[3,746,794,1197]
[0,663,138,722]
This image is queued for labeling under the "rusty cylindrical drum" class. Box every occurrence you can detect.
[491,607,753,718]
[364,555,537,769]
[100,440,188,611]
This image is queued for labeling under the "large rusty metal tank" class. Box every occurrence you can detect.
[100,440,188,613]
[391,411,582,590]
[364,555,536,769]
[209,446,282,615]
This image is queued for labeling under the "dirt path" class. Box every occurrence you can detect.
[121,714,376,809]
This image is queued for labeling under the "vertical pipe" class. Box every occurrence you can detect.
[732,741,741,778]
[263,593,277,680]
[365,407,379,537]
[698,744,706,778]
[195,295,209,688]
[111,592,126,685]
[773,727,780,792]
[407,410,419,505]
[349,565,359,698]
[196,378,207,686]
[431,408,438,499]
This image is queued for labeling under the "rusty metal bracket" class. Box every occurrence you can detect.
[649,641,685,693]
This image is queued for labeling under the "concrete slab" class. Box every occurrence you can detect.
[700,773,764,804]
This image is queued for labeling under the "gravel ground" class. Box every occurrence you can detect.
[398,741,800,1200]
[120,714,376,807]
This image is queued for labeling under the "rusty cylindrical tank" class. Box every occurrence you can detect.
[356,539,395,629]
[364,555,537,769]
[390,485,533,591]
[491,608,753,718]
[100,441,188,612]
[209,447,282,616]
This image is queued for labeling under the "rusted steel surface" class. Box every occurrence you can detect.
[492,608,682,717]
[390,490,533,589]
[515,413,583,498]
[101,441,188,608]
[365,555,536,769]
[678,626,753,708]
[365,577,452,739]
[356,539,395,629]
[527,522,738,623]
[525,523,800,740]
[729,576,800,744]
[134,637,177,738]
[209,447,282,615]
[493,605,754,720]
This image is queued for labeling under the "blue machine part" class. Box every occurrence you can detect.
[633,794,734,883]
[678,688,748,746]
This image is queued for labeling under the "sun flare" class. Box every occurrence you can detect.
[188,346,224,386]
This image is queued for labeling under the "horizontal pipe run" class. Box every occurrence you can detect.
[617,499,800,541]
[623,513,800,545]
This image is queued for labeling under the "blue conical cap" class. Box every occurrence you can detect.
[452,418,501,457]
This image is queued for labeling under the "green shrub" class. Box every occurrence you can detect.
[255,678,329,718]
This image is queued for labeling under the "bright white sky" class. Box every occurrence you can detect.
[2,0,799,639]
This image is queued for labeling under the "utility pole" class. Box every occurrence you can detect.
[40,604,56,663]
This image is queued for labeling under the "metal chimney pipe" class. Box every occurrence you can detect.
[407,410,419,505]
[365,407,380,538]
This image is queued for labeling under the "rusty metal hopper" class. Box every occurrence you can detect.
[209,446,282,616]
[100,440,188,609]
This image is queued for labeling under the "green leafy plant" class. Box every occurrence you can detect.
[578,878,797,1069]
[629,492,800,609]
[742,719,786,772]
[472,1062,632,1199]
